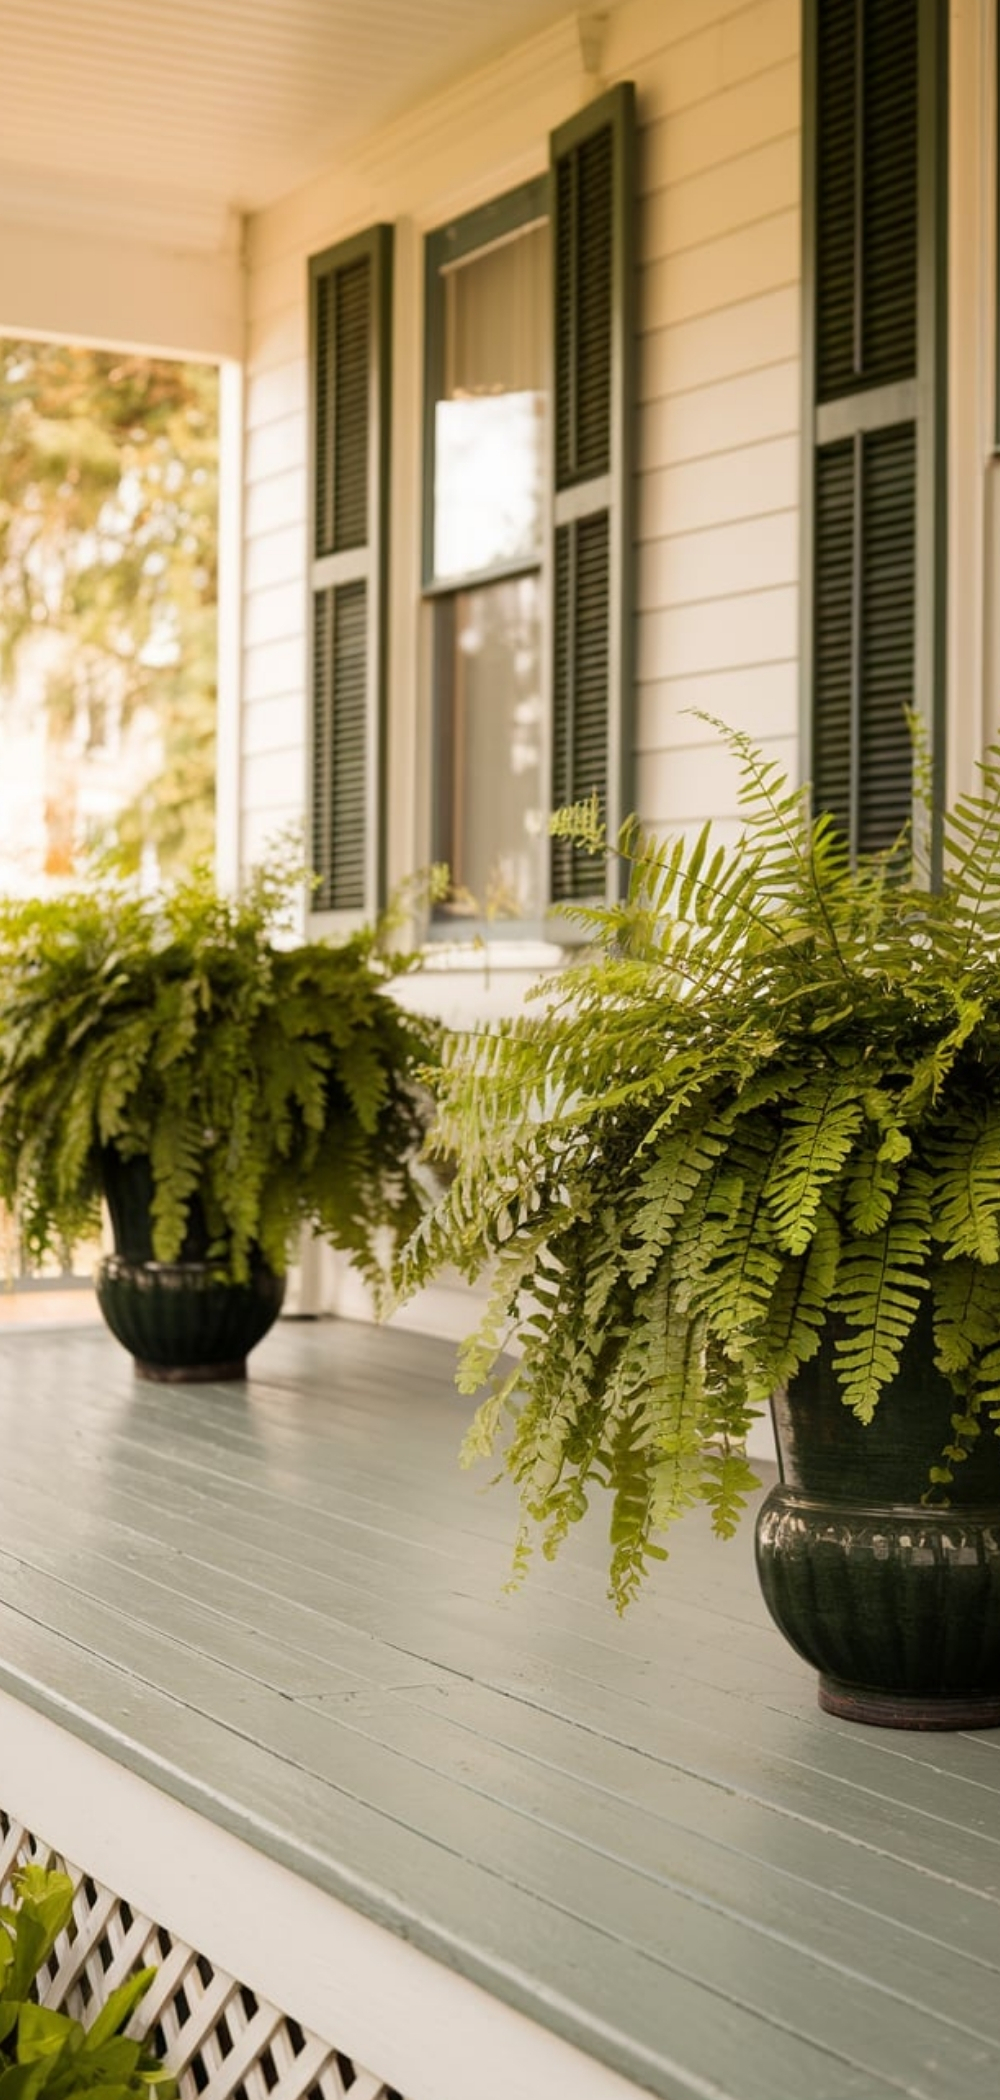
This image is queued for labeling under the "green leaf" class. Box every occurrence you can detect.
[82,1971,155,2052]
[833,1177,932,1420]
[765,1087,863,1254]
[926,1102,1000,1263]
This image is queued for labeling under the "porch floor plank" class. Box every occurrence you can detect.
[0,1316,998,2100]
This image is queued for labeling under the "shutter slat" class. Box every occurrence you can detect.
[308,225,392,915]
[813,440,854,841]
[809,0,928,866]
[333,257,371,553]
[551,513,611,903]
[550,83,635,909]
[816,0,918,402]
[858,422,915,853]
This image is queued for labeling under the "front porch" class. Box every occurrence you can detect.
[0,1317,996,2100]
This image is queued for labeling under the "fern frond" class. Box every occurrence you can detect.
[752,1203,841,1391]
[765,1084,863,1253]
[931,1257,1000,1376]
[925,1102,1000,1263]
[833,1175,932,1419]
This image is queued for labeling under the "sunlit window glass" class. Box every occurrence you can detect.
[433,223,548,580]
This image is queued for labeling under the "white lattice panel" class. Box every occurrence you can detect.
[0,1811,407,2100]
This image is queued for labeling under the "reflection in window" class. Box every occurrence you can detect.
[433,222,548,580]
[435,576,543,922]
[427,206,549,927]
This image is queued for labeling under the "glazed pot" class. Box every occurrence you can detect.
[755,1303,1000,1729]
[95,1151,285,1382]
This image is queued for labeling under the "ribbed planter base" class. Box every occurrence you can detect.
[133,1356,249,1385]
[756,1485,1000,1729]
[96,1256,285,1383]
[755,1307,1000,1730]
[818,1677,1000,1730]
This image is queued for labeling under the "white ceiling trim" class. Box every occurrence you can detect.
[354,8,609,189]
[0,0,594,219]
[0,165,240,255]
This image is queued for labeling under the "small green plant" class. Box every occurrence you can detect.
[0,1863,174,2099]
[0,854,439,1287]
[398,723,1000,1605]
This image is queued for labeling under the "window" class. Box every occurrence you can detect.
[306,85,635,928]
[425,84,636,934]
[803,0,947,866]
[425,188,549,927]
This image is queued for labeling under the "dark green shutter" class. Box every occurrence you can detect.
[549,83,635,907]
[308,225,392,913]
[803,0,946,865]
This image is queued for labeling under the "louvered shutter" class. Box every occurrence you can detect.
[308,226,392,915]
[549,84,636,907]
[804,0,946,864]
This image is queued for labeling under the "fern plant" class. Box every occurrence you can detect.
[0,856,438,1288]
[398,723,1000,1606]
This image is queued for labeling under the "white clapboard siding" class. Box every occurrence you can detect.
[638,436,800,540]
[243,744,305,813]
[638,512,798,610]
[244,636,304,705]
[641,735,798,826]
[244,524,306,594]
[246,359,306,433]
[643,211,799,332]
[643,361,798,469]
[638,589,799,683]
[645,59,799,187]
[639,285,800,400]
[246,412,307,486]
[247,294,308,372]
[645,134,799,261]
[244,694,303,758]
[636,662,799,753]
[246,468,308,541]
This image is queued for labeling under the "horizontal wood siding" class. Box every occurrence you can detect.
[240,0,802,888]
[607,0,800,837]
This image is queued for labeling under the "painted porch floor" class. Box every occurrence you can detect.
[0,1317,998,2100]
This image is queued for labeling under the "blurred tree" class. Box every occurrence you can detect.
[0,340,218,878]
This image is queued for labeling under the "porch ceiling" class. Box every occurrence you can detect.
[0,0,578,226]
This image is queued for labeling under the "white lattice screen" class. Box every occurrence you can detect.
[0,1810,410,2100]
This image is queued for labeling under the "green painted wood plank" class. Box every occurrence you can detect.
[0,1511,453,1697]
[0,1535,994,2090]
[5,1365,1000,1881]
[0,1607,905,2100]
[295,1684,1000,2007]
[390,1676,1000,1970]
[2,1321,1000,2100]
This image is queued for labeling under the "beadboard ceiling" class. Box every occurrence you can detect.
[0,0,579,227]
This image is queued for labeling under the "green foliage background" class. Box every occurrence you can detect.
[0,338,217,878]
[399,725,1000,1606]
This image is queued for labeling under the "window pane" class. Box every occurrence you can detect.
[434,223,548,578]
[435,576,544,923]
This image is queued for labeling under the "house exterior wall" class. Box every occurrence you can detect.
[237,0,800,1335]
[239,0,801,896]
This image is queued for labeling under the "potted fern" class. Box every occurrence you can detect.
[0,858,437,1380]
[398,726,1000,1729]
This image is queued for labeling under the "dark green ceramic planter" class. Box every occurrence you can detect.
[755,1306,1000,1729]
[96,1152,285,1382]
